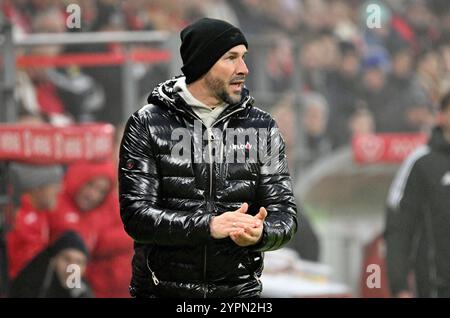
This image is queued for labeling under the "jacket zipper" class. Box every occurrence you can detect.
[181,102,248,298]
[203,128,215,298]
[213,106,245,191]
[203,245,208,298]
[146,256,160,286]
[203,105,247,298]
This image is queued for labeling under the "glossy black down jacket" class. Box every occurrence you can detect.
[119,77,298,298]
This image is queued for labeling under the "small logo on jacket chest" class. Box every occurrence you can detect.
[231,142,252,151]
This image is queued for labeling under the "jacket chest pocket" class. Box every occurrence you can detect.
[224,163,258,181]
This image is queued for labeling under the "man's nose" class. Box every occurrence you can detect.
[237,58,249,76]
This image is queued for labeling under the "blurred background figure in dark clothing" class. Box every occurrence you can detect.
[9,231,92,298]
[385,91,450,297]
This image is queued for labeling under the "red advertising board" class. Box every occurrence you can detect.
[0,123,115,164]
[352,133,427,164]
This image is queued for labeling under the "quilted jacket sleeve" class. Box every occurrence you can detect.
[118,112,212,246]
[252,118,298,252]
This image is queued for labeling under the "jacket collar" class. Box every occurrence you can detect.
[147,76,254,124]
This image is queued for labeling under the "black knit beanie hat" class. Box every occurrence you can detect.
[180,18,248,84]
[50,231,89,258]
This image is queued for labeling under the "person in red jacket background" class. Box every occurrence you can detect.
[7,164,63,279]
[49,161,133,297]
[48,162,114,248]
[86,191,134,298]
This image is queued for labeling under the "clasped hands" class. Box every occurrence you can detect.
[210,203,267,247]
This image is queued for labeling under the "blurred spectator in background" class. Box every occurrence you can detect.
[438,40,450,101]
[228,0,278,35]
[7,164,63,279]
[361,0,407,53]
[49,162,132,297]
[0,115,49,295]
[47,66,106,123]
[1,0,30,38]
[14,6,75,125]
[49,162,114,248]
[326,41,362,148]
[297,92,332,173]
[330,0,359,43]
[300,30,340,95]
[265,33,294,92]
[38,3,105,123]
[9,231,92,298]
[385,91,450,297]
[272,92,322,262]
[272,92,297,176]
[360,47,390,131]
[382,42,432,132]
[402,0,440,52]
[303,0,333,34]
[416,48,443,109]
[69,1,130,125]
[348,106,375,137]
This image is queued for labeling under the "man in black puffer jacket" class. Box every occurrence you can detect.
[119,18,298,298]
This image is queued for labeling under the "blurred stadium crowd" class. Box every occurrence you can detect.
[1,0,450,297]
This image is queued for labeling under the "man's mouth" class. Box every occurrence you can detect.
[230,81,244,91]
